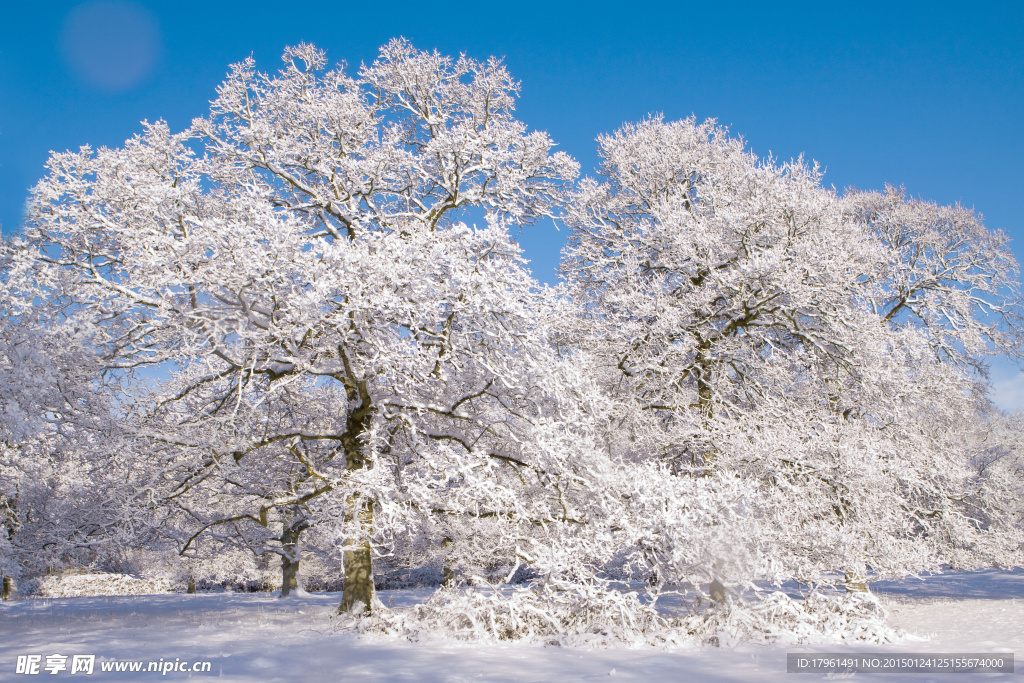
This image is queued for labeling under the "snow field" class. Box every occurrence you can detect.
[1,570,1021,682]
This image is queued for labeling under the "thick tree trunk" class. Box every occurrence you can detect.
[339,496,374,613]
[337,376,376,614]
[690,344,718,474]
[280,518,305,598]
[1,576,11,601]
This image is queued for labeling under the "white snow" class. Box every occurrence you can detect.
[1,570,1021,682]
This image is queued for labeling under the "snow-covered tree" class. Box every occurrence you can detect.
[846,185,1023,371]
[558,116,1024,604]
[10,40,577,611]
[0,282,152,587]
[966,410,1024,546]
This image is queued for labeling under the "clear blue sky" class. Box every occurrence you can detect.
[2,1,1022,407]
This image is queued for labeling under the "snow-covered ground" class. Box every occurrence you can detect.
[1,570,1021,682]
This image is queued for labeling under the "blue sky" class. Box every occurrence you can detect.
[1,1,1022,409]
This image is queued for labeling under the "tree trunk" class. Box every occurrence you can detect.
[708,578,726,603]
[1,576,11,601]
[280,518,304,598]
[442,536,455,587]
[337,382,376,614]
[843,572,868,593]
[339,496,374,613]
[690,341,718,474]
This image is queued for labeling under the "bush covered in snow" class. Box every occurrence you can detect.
[23,572,183,598]
[344,581,904,648]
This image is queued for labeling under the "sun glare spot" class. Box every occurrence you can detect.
[60,0,161,92]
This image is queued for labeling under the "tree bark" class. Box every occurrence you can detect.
[339,496,374,613]
[442,536,455,587]
[690,343,718,474]
[1,576,11,601]
[280,518,305,598]
[708,578,726,603]
[337,377,376,614]
[843,572,868,593]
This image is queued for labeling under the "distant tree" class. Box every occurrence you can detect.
[966,410,1024,550]
[0,296,148,587]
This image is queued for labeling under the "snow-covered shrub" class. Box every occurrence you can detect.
[350,581,678,647]
[680,590,903,647]
[24,572,183,598]
[346,581,903,648]
[179,549,280,592]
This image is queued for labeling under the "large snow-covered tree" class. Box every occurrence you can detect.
[558,116,1024,600]
[9,40,577,611]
